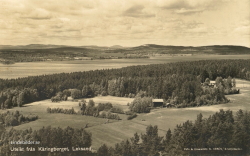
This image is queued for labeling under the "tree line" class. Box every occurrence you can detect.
[47,100,122,120]
[0,111,38,127]
[47,107,76,115]
[0,59,249,109]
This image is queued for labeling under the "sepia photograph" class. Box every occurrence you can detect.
[0,0,250,155]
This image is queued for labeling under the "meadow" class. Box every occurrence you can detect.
[1,79,249,149]
[0,54,250,79]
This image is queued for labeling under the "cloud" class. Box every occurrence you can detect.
[157,0,191,9]
[187,27,208,34]
[21,8,52,20]
[234,26,250,35]
[0,0,249,47]
[157,0,232,14]
[130,25,155,34]
[0,20,10,29]
[174,8,204,14]
[122,5,155,18]
[27,0,96,16]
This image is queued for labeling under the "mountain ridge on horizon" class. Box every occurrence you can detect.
[0,43,249,64]
[0,44,249,50]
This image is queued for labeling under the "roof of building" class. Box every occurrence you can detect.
[152,99,164,102]
[210,81,216,84]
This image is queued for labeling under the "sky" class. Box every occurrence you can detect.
[0,0,249,47]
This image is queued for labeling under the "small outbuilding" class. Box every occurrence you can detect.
[209,81,216,87]
[152,99,164,107]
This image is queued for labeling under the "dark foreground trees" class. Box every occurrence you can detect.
[97,109,250,156]
[0,109,249,156]
[0,126,93,156]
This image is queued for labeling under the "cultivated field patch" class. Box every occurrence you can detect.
[84,96,134,106]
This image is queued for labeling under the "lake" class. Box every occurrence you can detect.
[0,55,249,79]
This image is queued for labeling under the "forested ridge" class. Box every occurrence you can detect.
[0,59,249,109]
[0,45,249,64]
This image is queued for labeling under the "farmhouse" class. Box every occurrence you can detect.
[152,99,164,107]
[209,81,216,87]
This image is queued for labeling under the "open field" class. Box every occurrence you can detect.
[0,55,249,79]
[85,96,134,106]
[0,100,119,133]
[0,79,249,149]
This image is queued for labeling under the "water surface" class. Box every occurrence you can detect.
[1,55,249,79]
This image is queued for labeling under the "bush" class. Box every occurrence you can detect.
[127,113,137,120]
[71,89,82,99]
[51,91,68,102]
[129,97,152,113]
[47,107,76,114]
[98,111,120,120]
[125,110,134,115]
[110,107,124,114]
[0,111,38,127]
[88,99,95,107]
[97,102,113,111]
[99,112,107,118]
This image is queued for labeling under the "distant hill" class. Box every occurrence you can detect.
[0,44,249,54]
[109,45,124,49]
[0,44,69,49]
[113,44,250,55]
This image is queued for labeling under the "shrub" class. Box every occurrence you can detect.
[127,113,137,120]
[98,111,120,120]
[99,112,107,118]
[110,107,124,114]
[97,102,113,111]
[129,97,152,113]
[125,110,134,115]
[0,111,38,127]
[47,107,76,114]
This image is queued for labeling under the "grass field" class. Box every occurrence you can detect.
[0,100,119,133]
[0,55,249,79]
[1,79,249,149]
[85,96,134,106]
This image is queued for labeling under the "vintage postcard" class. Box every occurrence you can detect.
[0,0,249,155]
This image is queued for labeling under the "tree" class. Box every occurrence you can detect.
[17,92,24,107]
[80,102,87,113]
[204,78,210,86]
[88,99,95,108]
[131,132,140,146]
[164,129,172,149]
[97,144,109,156]
[0,124,5,136]
[129,97,152,113]
[215,77,223,88]
[141,125,163,155]
[232,78,236,88]
[71,89,82,99]
[82,85,93,97]
[4,99,11,108]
